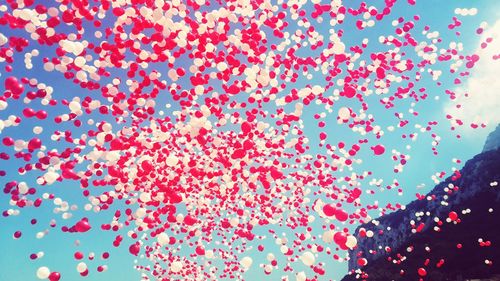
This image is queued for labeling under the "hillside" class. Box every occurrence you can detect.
[342,126,500,281]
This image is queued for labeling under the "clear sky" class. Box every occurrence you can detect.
[0,0,499,280]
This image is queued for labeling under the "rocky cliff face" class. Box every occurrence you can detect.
[343,126,500,281]
[483,124,500,153]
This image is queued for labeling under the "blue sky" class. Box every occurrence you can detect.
[0,0,499,280]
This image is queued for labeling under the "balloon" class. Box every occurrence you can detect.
[36,110,48,120]
[48,272,61,281]
[2,137,14,146]
[345,235,357,249]
[371,144,385,155]
[76,262,87,273]
[4,76,24,95]
[13,231,22,239]
[357,258,368,266]
[300,251,315,266]
[184,215,197,226]
[157,233,169,246]
[74,251,84,260]
[166,155,179,166]
[334,232,348,247]
[36,267,50,279]
[23,108,36,118]
[129,243,140,256]
[448,211,458,221]
[240,256,253,269]
[75,219,91,232]
[195,245,205,255]
[322,204,337,217]
[417,267,427,277]
[28,138,42,151]
[338,107,350,119]
[335,209,349,222]
[296,271,307,281]
[170,261,182,273]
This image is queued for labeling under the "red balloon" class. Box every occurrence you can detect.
[4,76,24,95]
[48,272,61,281]
[371,144,385,155]
[323,204,337,217]
[195,246,205,255]
[74,251,84,260]
[448,211,458,221]
[241,121,252,134]
[2,137,14,146]
[344,85,356,98]
[22,108,36,118]
[334,232,347,247]
[36,110,48,120]
[13,230,22,239]
[169,192,183,204]
[129,243,140,256]
[357,258,367,266]
[184,215,197,226]
[417,267,427,277]
[335,209,349,222]
[28,138,42,151]
[110,138,123,150]
[75,219,91,232]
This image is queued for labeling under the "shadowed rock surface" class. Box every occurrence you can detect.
[483,124,500,153]
[342,126,500,281]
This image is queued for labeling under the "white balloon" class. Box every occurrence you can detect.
[33,126,43,134]
[170,261,182,273]
[69,101,82,113]
[205,250,214,259]
[166,155,179,167]
[36,267,50,279]
[157,232,169,246]
[0,100,8,110]
[240,256,253,269]
[346,235,358,249]
[14,140,26,150]
[322,230,334,243]
[76,262,87,273]
[135,208,146,218]
[18,182,29,194]
[74,56,86,67]
[338,107,350,119]
[139,192,151,203]
[216,62,228,71]
[296,271,307,281]
[300,251,315,266]
[44,171,59,185]
[0,33,7,46]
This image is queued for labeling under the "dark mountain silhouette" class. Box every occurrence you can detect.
[342,125,500,281]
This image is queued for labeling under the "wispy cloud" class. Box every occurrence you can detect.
[445,20,500,130]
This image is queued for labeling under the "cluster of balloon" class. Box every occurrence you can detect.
[0,0,495,280]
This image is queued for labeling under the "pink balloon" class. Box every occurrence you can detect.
[323,204,337,217]
[2,137,14,146]
[129,243,140,256]
[28,138,42,151]
[371,144,385,155]
[48,272,61,281]
[335,209,348,222]
[4,76,24,95]
[448,211,458,221]
[334,232,348,247]
[417,267,427,277]
[75,219,91,233]
[23,108,36,118]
